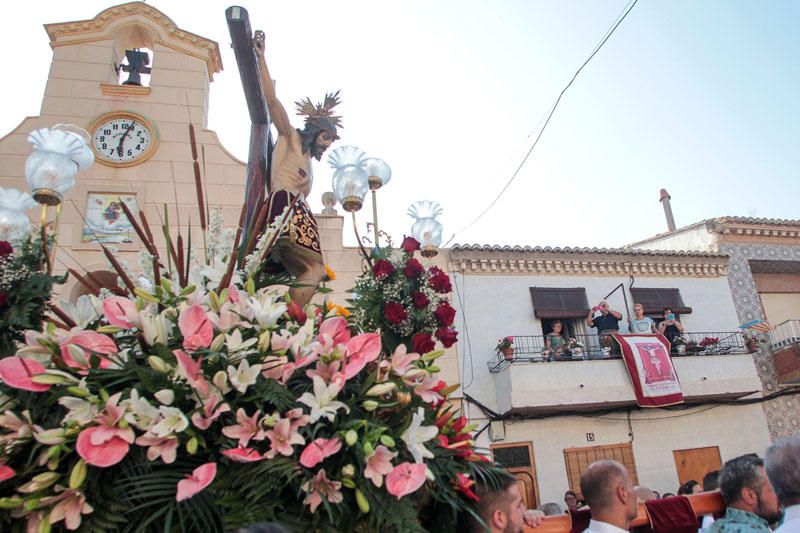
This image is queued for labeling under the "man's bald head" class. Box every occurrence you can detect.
[581,461,629,510]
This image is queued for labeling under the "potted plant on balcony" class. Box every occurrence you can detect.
[672,335,687,355]
[496,336,514,360]
[567,337,585,359]
[742,332,760,353]
[699,336,720,354]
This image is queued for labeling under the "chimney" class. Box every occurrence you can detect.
[659,189,676,232]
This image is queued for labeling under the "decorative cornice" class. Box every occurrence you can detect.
[451,257,727,277]
[44,2,222,80]
[449,247,729,278]
[99,83,151,97]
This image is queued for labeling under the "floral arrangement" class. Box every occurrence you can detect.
[494,337,513,354]
[0,238,64,357]
[349,236,457,357]
[567,337,584,350]
[0,207,502,532]
[699,337,719,348]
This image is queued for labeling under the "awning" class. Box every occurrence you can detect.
[529,287,590,319]
[629,287,692,315]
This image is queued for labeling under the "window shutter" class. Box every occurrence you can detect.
[630,288,691,315]
[529,287,590,319]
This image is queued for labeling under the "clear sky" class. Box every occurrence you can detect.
[1,1,798,249]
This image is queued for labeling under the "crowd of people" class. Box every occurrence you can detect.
[464,433,800,532]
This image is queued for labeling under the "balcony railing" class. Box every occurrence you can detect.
[771,319,800,350]
[488,331,749,373]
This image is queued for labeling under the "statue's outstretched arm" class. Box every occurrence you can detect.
[253,31,293,137]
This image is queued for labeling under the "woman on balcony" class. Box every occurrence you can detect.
[658,307,684,343]
[545,320,568,357]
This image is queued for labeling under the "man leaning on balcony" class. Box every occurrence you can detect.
[587,301,623,355]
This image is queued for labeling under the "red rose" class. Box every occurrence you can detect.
[404,258,424,279]
[411,291,429,309]
[435,327,458,348]
[372,259,395,279]
[0,292,7,308]
[412,333,435,354]
[401,236,421,254]
[384,302,408,325]
[0,241,12,256]
[433,302,456,326]
[287,301,307,325]
[428,267,452,294]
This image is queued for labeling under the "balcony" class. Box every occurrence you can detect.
[489,332,762,415]
[488,332,750,373]
[771,319,800,385]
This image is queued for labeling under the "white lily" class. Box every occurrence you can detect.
[245,289,287,329]
[154,390,174,406]
[140,306,172,345]
[297,375,349,423]
[225,329,258,356]
[121,389,160,431]
[58,295,102,329]
[227,359,262,394]
[150,406,189,437]
[58,396,97,426]
[401,407,438,464]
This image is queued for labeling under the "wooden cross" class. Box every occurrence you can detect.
[225,6,274,238]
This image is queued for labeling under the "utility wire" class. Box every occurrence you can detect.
[443,0,639,247]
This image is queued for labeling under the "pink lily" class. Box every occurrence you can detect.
[227,285,240,303]
[135,433,178,464]
[343,333,381,380]
[299,437,342,468]
[174,349,210,396]
[207,304,242,333]
[222,447,265,463]
[102,296,139,329]
[0,357,51,392]
[261,355,288,382]
[386,462,427,499]
[413,374,444,404]
[364,445,398,488]
[305,360,342,383]
[176,462,217,501]
[301,469,343,512]
[265,418,305,458]
[285,408,311,433]
[178,304,213,351]
[40,487,93,530]
[60,330,117,370]
[76,393,135,467]
[221,408,265,448]
[390,345,420,376]
[190,394,230,430]
[0,410,37,447]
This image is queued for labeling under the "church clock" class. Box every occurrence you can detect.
[89,111,158,167]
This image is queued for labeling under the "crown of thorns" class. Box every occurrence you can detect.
[294,90,342,129]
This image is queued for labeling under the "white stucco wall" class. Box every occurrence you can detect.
[455,272,742,413]
[475,402,771,507]
[631,227,719,253]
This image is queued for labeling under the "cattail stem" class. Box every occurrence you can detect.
[176,234,186,288]
[68,268,100,296]
[101,245,135,294]
[49,304,77,329]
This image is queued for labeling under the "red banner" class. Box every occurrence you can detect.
[612,333,684,407]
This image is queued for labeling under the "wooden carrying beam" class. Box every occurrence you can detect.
[225,5,273,238]
[524,492,724,533]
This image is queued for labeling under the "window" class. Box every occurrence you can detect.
[630,288,692,316]
[673,446,721,487]
[564,443,639,499]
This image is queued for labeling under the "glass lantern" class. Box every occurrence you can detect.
[25,125,93,206]
[362,157,391,191]
[408,201,444,258]
[328,145,369,212]
[0,187,36,242]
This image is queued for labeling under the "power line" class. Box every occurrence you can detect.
[443,0,639,247]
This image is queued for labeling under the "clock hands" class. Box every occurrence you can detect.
[116,121,136,157]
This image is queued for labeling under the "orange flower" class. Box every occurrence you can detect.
[325,300,351,317]
[324,265,336,281]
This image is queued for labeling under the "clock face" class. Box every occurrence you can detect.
[91,115,154,165]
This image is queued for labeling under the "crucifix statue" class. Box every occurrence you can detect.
[226,7,341,306]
